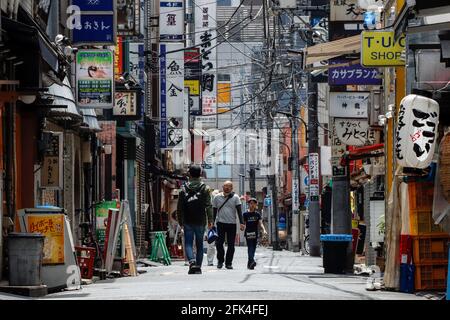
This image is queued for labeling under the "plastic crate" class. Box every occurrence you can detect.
[410,210,444,235]
[408,181,434,211]
[75,246,96,280]
[414,262,448,291]
[413,234,450,264]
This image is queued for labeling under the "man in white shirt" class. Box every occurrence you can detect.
[213,181,245,269]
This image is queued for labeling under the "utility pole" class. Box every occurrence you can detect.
[291,66,301,252]
[306,21,321,256]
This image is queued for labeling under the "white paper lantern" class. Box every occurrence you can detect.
[395,94,439,169]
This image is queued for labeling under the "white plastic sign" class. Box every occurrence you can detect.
[396,94,439,169]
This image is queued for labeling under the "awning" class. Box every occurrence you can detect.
[305,34,361,66]
[1,16,60,72]
[81,108,101,132]
[43,76,82,121]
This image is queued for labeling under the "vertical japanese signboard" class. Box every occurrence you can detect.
[41,133,63,189]
[160,1,185,41]
[71,0,116,46]
[292,178,300,212]
[185,48,202,115]
[117,0,140,36]
[195,0,217,129]
[160,43,185,149]
[331,120,347,177]
[114,36,123,80]
[129,42,146,117]
[308,153,320,201]
[26,214,65,265]
[76,49,114,109]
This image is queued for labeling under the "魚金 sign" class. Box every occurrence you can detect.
[27,214,65,265]
[361,31,406,67]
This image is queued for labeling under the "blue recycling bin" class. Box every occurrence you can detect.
[400,263,415,293]
[320,234,353,274]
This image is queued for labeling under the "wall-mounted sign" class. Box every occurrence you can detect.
[185,48,202,115]
[396,94,439,169]
[160,1,185,41]
[292,178,300,212]
[195,0,217,128]
[113,91,137,116]
[41,132,63,189]
[334,118,378,146]
[328,58,381,85]
[330,0,365,21]
[117,0,140,36]
[329,92,369,118]
[331,124,347,177]
[361,31,406,67]
[160,43,185,149]
[71,0,116,46]
[308,153,320,200]
[27,214,65,265]
[76,50,114,109]
[114,36,123,80]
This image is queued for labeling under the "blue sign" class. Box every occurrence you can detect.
[72,14,114,44]
[160,44,167,148]
[72,0,114,11]
[264,197,272,207]
[328,58,382,86]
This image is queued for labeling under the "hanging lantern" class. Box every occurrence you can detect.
[395,94,439,169]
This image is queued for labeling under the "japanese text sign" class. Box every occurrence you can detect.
[72,0,114,11]
[27,214,65,265]
[114,36,123,81]
[117,0,140,36]
[160,1,185,41]
[396,94,439,169]
[361,31,406,67]
[41,133,63,189]
[330,0,365,21]
[329,92,369,118]
[185,48,202,115]
[113,91,137,116]
[335,118,378,146]
[328,58,381,85]
[71,0,116,45]
[160,43,185,149]
[195,0,217,128]
[308,153,320,199]
[76,49,114,109]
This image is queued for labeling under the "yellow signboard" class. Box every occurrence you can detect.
[184,80,200,96]
[218,82,231,104]
[361,31,406,67]
[27,214,65,265]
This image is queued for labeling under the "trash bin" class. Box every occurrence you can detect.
[320,234,353,274]
[8,232,45,286]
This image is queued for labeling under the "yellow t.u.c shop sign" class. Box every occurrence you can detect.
[361,31,406,67]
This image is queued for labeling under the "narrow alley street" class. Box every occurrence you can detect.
[1,247,426,300]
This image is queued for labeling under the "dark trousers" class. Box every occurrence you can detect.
[246,238,257,264]
[216,222,236,266]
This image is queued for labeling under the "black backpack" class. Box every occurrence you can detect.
[182,183,207,223]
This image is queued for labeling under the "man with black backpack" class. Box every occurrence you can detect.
[177,166,213,274]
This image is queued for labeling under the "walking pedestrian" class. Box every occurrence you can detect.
[244,198,267,270]
[205,189,220,266]
[177,166,213,274]
[213,181,245,269]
